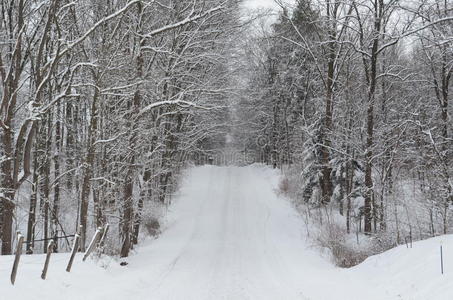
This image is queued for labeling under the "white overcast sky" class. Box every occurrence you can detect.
[243,0,281,10]
[241,0,289,29]
[241,0,295,27]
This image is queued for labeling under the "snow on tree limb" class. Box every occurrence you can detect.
[141,5,224,39]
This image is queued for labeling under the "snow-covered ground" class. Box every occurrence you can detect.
[0,165,452,299]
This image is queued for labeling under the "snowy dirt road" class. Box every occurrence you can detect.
[103,165,379,300]
[0,165,415,299]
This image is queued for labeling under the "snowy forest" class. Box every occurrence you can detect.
[0,0,239,257]
[0,0,452,268]
[235,0,453,265]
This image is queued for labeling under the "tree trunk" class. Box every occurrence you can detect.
[121,169,134,257]
[79,87,99,252]
[133,170,151,245]
[26,151,39,254]
[53,103,62,251]
[0,129,15,255]
[41,114,52,253]
[121,1,145,257]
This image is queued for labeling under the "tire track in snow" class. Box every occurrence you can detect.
[149,166,217,297]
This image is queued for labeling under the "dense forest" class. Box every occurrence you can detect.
[0,0,452,263]
[235,0,452,264]
[0,0,238,256]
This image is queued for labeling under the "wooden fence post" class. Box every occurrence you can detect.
[66,226,82,272]
[11,232,25,285]
[83,228,103,261]
[41,240,55,280]
[440,243,444,275]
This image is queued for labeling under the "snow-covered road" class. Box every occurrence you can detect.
[3,165,452,299]
[109,165,369,300]
[135,165,315,299]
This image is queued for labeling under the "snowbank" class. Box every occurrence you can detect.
[350,234,453,299]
